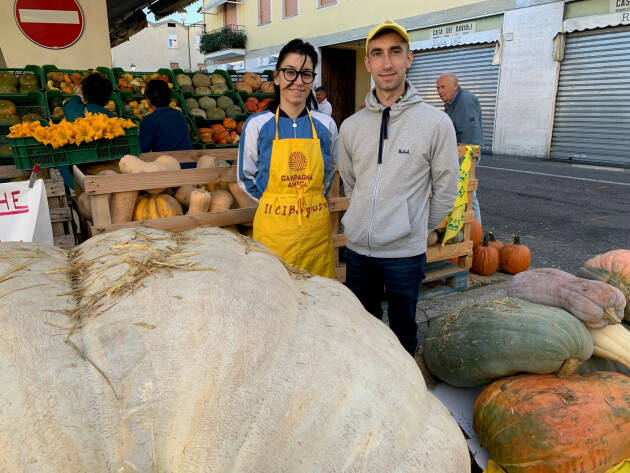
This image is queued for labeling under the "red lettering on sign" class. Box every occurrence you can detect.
[0,190,30,216]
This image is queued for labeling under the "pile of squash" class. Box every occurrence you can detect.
[198,118,243,145]
[116,72,172,94]
[122,96,181,120]
[423,249,630,473]
[244,96,273,114]
[78,154,256,236]
[234,72,274,94]
[44,69,102,94]
[0,71,40,93]
[0,99,44,124]
[176,72,228,95]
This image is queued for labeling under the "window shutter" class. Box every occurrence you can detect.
[283,0,297,18]
[259,0,271,24]
[319,0,337,7]
[225,3,237,26]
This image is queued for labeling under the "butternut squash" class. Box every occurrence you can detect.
[210,190,234,212]
[186,190,212,215]
[507,268,626,328]
[174,185,197,208]
[587,323,630,371]
[91,167,137,225]
[228,182,257,209]
[154,155,180,172]
[77,193,92,220]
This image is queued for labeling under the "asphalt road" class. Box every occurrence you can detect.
[476,154,630,274]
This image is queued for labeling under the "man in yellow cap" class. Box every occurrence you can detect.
[338,20,459,357]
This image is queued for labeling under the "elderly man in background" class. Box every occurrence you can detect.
[436,72,483,223]
[315,86,333,116]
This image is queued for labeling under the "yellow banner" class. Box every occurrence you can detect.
[485,458,630,473]
[441,145,473,246]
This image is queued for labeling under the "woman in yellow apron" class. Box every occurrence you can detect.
[236,39,338,278]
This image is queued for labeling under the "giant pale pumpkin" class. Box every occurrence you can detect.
[577,249,630,320]
[473,372,630,473]
[0,227,469,472]
[424,298,593,387]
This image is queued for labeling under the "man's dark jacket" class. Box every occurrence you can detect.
[444,87,483,146]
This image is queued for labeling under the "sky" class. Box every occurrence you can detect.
[144,0,203,25]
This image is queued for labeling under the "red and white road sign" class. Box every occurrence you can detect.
[14,0,84,49]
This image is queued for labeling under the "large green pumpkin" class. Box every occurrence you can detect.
[424,298,594,387]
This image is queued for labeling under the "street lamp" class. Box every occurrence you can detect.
[178,9,205,71]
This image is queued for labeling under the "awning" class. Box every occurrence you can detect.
[409,29,500,51]
[106,0,197,46]
[561,11,630,34]
[148,0,199,20]
[200,0,229,13]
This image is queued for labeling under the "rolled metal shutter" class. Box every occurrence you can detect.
[407,45,499,152]
[550,26,630,167]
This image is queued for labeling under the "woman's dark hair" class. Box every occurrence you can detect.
[145,79,171,107]
[269,38,319,113]
[82,73,113,107]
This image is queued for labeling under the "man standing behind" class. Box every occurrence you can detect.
[315,86,333,116]
[338,20,459,356]
[437,72,483,222]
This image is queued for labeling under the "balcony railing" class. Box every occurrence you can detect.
[200,25,246,54]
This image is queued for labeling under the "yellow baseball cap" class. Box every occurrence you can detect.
[365,20,410,54]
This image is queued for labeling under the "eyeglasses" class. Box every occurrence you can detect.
[278,68,316,84]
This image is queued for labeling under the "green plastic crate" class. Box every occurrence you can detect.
[172,68,234,93]
[0,91,47,126]
[45,90,124,122]
[119,90,190,121]
[112,67,179,93]
[10,127,140,170]
[0,65,44,94]
[42,65,117,93]
[188,90,247,123]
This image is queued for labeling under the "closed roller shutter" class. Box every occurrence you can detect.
[407,45,499,153]
[550,26,630,167]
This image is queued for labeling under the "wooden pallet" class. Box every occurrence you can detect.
[72,149,349,282]
[0,164,77,249]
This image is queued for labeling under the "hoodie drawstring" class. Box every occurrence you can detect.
[377,107,390,164]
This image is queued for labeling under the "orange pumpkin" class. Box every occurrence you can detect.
[470,219,482,247]
[487,231,503,251]
[223,118,236,130]
[198,127,212,134]
[500,234,531,274]
[473,372,630,473]
[236,121,244,134]
[471,234,500,276]
[213,128,228,142]
[244,98,258,113]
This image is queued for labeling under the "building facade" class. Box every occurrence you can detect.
[199,0,630,166]
[111,20,206,72]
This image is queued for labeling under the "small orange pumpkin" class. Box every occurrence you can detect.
[471,234,500,276]
[213,128,228,142]
[223,118,236,130]
[236,121,244,134]
[470,219,482,247]
[500,234,531,274]
[487,231,503,251]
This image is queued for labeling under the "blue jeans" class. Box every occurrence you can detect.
[345,249,426,355]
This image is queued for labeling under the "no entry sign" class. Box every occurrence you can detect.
[14,0,84,49]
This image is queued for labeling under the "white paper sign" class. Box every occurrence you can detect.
[0,179,54,245]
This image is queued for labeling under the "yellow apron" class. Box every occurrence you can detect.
[253,108,335,278]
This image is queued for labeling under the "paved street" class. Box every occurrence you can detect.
[476,154,630,274]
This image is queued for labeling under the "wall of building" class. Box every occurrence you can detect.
[0,0,111,68]
[242,0,484,54]
[112,21,205,72]
[493,2,564,156]
[355,49,371,112]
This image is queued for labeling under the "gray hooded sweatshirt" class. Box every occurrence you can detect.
[339,81,459,258]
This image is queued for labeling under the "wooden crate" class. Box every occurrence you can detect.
[72,149,349,280]
[72,144,477,284]
[0,164,77,249]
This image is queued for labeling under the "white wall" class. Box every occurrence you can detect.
[111,21,205,71]
[493,2,564,156]
[0,0,111,68]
